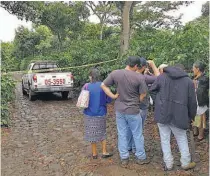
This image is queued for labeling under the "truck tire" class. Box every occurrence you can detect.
[61,91,69,100]
[22,82,27,95]
[29,87,36,101]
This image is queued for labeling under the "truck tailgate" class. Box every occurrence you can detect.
[35,72,73,88]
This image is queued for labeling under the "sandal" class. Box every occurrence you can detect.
[101,153,113,158]
[92,155,98,159]
[193,133,199,136]
[196,137,204,142]
[193,129,199,136]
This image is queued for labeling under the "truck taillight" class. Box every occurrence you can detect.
[67,74,74,80]
[33,74,37,82]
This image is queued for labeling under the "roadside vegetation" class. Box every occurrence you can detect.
[1,1,209,125]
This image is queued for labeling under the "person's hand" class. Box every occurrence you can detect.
[147,60,155,67]
[113,93,119,99]
[144,68,150,74]
[144,68,152,75]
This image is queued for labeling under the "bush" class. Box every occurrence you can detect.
[1,74,16,126]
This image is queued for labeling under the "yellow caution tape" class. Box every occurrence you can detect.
[2,58,119,76]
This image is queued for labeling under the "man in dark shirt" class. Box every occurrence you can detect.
[128,58,160,152]
[137,58,160,125]
[101,56,149,166]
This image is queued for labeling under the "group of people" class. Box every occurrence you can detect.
[81,56,209,171]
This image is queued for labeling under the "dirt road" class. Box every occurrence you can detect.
[1,83,209,176]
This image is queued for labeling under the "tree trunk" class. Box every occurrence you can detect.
[120,1,133,56]
[100,23,104,40]
[57,32,62,51]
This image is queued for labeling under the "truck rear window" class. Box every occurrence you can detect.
[32,63,58,70]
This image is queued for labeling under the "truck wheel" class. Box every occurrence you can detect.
[29,87,36,101]
[61,91,69,100]
[22,82,27,95]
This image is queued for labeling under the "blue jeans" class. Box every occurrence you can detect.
[141,109,148,127]
[128,109,148,151]
[116,111,146,160]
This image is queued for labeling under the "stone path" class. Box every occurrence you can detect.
[1,83,209,176]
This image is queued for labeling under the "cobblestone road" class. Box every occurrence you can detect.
[1,83,209,176]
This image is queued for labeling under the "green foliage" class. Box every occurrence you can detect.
[132,1,192,29]
[0,1,44,21]
[1,1,208,127]
[1,74,16,126]
[1,42,19,71]
[41,2,87,44]
[202,1,209,17]
[18,37,120,86]
[129,16,209,71]
[1,1,209,90]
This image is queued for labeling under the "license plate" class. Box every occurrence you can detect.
[45,79,65,85]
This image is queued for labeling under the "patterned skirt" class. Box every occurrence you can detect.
[84,115,106,143]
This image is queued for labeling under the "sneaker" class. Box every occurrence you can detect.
[121,159,129,167]
[182,162,196,170]
[136,158,150,165]
[164,165,173,171]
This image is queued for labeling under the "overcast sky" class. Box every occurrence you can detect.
[0,1,206,42]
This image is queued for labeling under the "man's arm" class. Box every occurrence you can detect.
[101,72,119,100]
[149,76,161,102]
[144,74,157,85]
[138,78,148,102]
[140,93,147,102]
[147,60,160,76]
[101,83,119,99]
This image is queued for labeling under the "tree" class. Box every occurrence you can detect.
[39,2,89,48]
[86,1,118,40]
[1,1,90,48]
[13,26,38,60]
[0,1,44,21]
[114,1,192,56]
[129,14,209,71]
[202,1,209,17]
[120,1,133,55]
[132,1,192,29]
[34,25,53,55]
[11,25,54,70]
[1,42,19,71]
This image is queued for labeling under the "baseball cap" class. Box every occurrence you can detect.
[126,56,141,67]
[139,57,147,67]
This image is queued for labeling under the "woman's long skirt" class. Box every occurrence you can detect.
[84,115,106,143]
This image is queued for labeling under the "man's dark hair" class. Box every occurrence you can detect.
[193,61,205,73]
[138,57,148,68]
[174,64,185,71]
[89,68,101,82]
[126,56,140,68]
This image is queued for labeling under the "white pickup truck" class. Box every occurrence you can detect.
[22,61,74,101]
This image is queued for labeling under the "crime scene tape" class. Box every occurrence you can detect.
[2,58,119,76]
